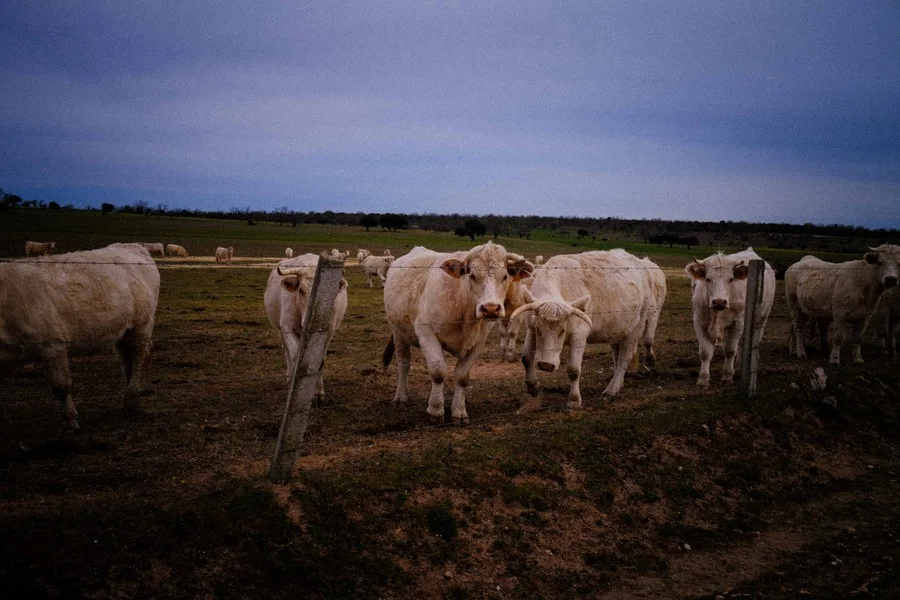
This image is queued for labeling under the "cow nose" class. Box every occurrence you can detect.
[710,298,728,311]
[479,303,502,319]
[885,276,898,288]
[537,361,557,372]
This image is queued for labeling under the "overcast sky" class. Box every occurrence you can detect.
[2,1,898,228]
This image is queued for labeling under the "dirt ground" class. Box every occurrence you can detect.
[2,259,899,599]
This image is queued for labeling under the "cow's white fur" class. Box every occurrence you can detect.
[0,243,160,429]
[785,244,900,364]
[685,248,776,386]
[383,242,533,424]
[264,254,348,402]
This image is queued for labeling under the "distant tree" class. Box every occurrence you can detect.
[648,233,679,248]
[1,193,23,208]
[101,202,115,214]
[577,228,590,238]
[455,219,487,241]
[360,214,380,231]
[380,213,408,232]
[48,201,60,210]
[679,235,700,249]
[134,199,148,214]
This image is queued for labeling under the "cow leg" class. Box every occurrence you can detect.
[411,328,449,423]
[566,333,588,408]
[366,275,374,288]
[849,319,870,364]
[696,334,714,387]
[522,325,540,397]
[391,335,412,405]
[117,333,151,410]
[830,320,848,364]
[45,352,78,431]
[721,323,742,383]
[791,312,810,359]
[378,273,387,287]
[603,338,638,397]
[450,338,488,425]
[281,330,301,379]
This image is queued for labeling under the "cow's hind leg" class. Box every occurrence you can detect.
[117,330,152,410]
[391,335,412,405]
[603,338,638,397]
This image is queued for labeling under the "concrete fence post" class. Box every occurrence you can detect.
[739,259,765,398]
[269,254,345,482]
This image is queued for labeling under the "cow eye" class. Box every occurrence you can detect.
[705,277,711,282]
[728,277,734,283]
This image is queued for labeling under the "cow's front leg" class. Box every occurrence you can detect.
[450,338,488,425]
[521,325,540,397]
[849,319,869,364]
[417,331,448,423]
[45,352,78,431]
[721,323,742,383]
[830,320,848,364]
[565,333,587,408]
[281,330,302,379]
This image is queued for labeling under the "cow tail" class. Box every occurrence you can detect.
[382,336,395,369]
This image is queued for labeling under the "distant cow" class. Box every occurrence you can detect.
[685,248,776,386]
[0,243,160,429]
[383,242,534,424]
[215,246,234,263]
[872,286,900,356]
[534,255,544,266]
[166,243,188,258]
[285,248,294,258]
[264,254,348,402]
[512,250,660,407]
[362,254,395,288]
[785,245,900,364]
[357,249,371,263]
[140,242,165,258]
[24,241,56,257]
[330,249,349,261]
[384,249,393,256]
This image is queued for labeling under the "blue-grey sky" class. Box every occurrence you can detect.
[2,1,898,228]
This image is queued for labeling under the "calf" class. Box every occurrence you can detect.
[685,248,776,386]
[0,243,160,429]
[383,242,533,424]
[785,245,900,363]
[24,241,56,257]
[264,254,348,402]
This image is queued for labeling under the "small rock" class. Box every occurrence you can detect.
[443,571,453,580]
[701,424,711,436]
[790,382,799,389]
[800,590,811,596]
[683,543,692,551]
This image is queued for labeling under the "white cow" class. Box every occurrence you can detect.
[0,243,160,429]
[357,249,371,263]
[511,250,660,407]
[264,254,348,402]
[785,245,900,364]
[872,286,900,356]
[383,242,534,424]
[534,255,544,266]
[330,249,349,261]
[362,254,395,288]
[140,242,165,258]
[215,246,234,263]
[166,243,188,258]
[640,256,668,367]
[685,248,776,386]
[24,241,56,257]
[384,249,393,256]
[285,247,294,258]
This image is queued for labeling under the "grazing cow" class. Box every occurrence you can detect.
[285,247,294,258]
[140,242,165,258]
[215,246,234,263]
[264,254,348,402]
[362,254,395,288]
[384,249,393,256]
[685,248,776,386]
[357,249,371,263]
[498,277,533,362]
[534,255,544,266]
[0,243,160,429]
[166,243,189,258]
[383,242,534,424]
[330,249,349,261]
[24,241,56,257]
[872,286,900,356]
[785,245,900,364]
[511,250,660,407]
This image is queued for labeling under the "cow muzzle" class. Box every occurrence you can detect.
[479,303,503,319]
[884,276,898,288]
[710,298,728,312]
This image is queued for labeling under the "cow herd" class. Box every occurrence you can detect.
[2,240,899,430]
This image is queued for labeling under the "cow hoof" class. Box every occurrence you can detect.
[696,379,710,388]
[427,414,445,425]
[526,382,541,397]
[566,400,583,411]
[451,416,469,426]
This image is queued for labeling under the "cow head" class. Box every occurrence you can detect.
[685,254,749,312]
[440,242,534,320]
[277,264,347,326]
[864,244,900,289]
[511,294,593,372]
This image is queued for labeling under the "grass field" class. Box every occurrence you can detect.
[2,210,898,599]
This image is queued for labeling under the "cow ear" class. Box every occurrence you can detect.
[281,277,302,293]
[507,259,535,281]
[733,264,749,280]
[572,295,591,312]
[864,252,878,264]
[685,262,705,280]
[441,259,467,279]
